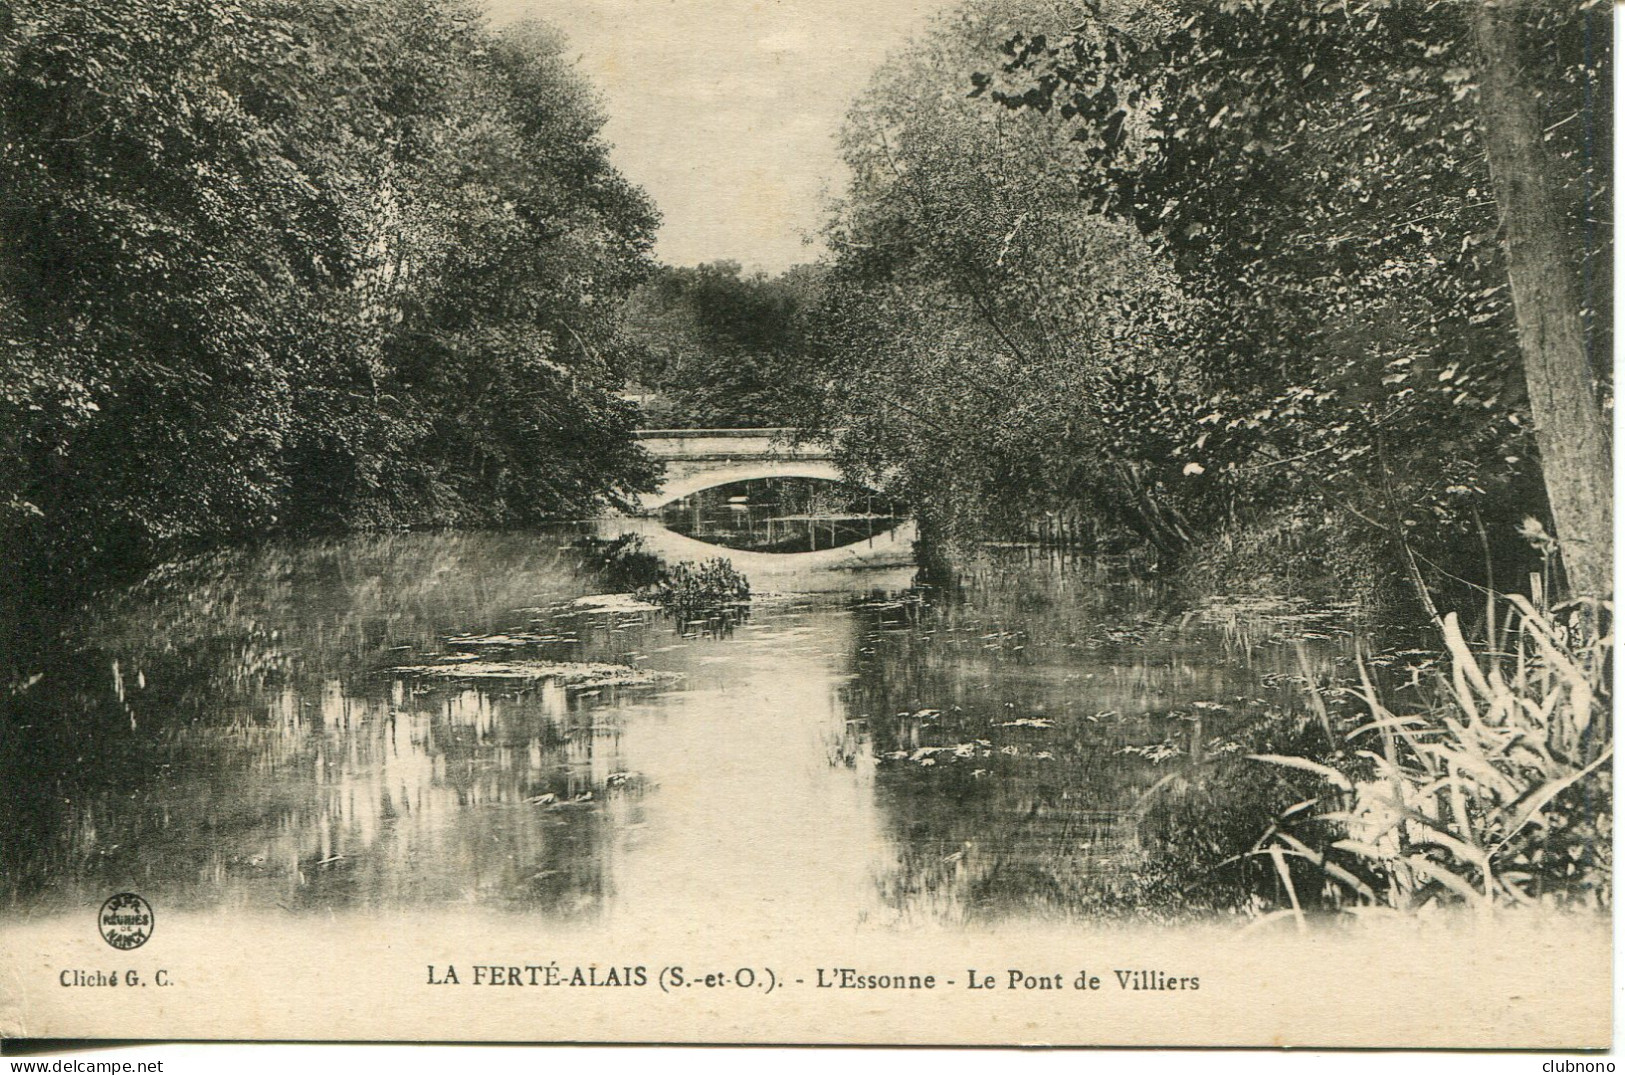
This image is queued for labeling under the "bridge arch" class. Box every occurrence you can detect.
[638,459,851,512]
[627,428,910,569]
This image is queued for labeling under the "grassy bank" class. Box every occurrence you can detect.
[1251,589,1611,917]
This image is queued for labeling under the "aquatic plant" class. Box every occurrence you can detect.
[575,533,751,631]
[1249,590,1611,920]
[646,557,751,619]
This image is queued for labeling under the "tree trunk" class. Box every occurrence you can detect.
[1470,1,1613,600]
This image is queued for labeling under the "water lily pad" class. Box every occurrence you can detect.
[387,660,681,689]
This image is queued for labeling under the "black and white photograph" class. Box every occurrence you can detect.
[0,0,1613,1053]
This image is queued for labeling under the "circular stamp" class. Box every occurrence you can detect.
[98,892,154,950]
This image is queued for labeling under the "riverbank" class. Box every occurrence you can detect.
[6,527,1607,923]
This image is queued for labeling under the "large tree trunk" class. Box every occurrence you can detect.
[1471,1,1613,600]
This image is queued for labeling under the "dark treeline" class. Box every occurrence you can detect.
[1,0,1611,625]
[619,260,823,428]
[798,0,1611,614]
[0,0,660,606]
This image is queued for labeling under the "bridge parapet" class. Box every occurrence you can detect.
[633,428,831,462]
[632,428,844,512]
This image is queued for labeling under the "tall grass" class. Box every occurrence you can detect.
[1250,588,1611,918]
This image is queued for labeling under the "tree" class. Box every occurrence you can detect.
[341,14,660,526]
[808,0,1199,550]
[1,0,318,575]
[982,0,1610,600]
[1470,0,1612,599]
[0,0,660,597]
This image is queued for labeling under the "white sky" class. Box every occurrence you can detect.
[484,0,950,273]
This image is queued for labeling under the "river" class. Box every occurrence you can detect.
[2,525,1365,931]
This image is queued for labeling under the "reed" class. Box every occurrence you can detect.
[1250,587,1611,916]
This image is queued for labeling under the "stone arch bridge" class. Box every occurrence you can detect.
[625,428,915,575]
[633,428,849,512]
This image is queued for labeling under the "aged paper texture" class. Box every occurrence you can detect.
[0,0,1613,1051]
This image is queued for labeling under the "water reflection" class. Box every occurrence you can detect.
[659,477,907,553]
[2,531,1358,927]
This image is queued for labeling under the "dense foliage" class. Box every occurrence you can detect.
[620,261,822,428]
[808,0,1611,611]
[0,0,659,598]
[805,1,1198,553]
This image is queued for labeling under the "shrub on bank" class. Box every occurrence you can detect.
[1172,507,1392,614]
[1250,590,1612,918]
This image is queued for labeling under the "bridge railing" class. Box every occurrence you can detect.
[633,428,803,439]
[634,428,835,463]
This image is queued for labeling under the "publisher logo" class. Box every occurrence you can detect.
[98,892,153,950]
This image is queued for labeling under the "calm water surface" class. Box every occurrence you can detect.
[2,528,1359,928]
[659,477,908,554]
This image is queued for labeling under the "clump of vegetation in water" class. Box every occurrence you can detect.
[647,558,751,619]
[579,534,751,630]
[1249,590,1611,921]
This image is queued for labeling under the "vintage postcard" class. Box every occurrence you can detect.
[0,0,1612,1050]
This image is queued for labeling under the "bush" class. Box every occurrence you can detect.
[647,558,751,619]
[576,535,752,631]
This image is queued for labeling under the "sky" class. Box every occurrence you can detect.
[484,0,950,273]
